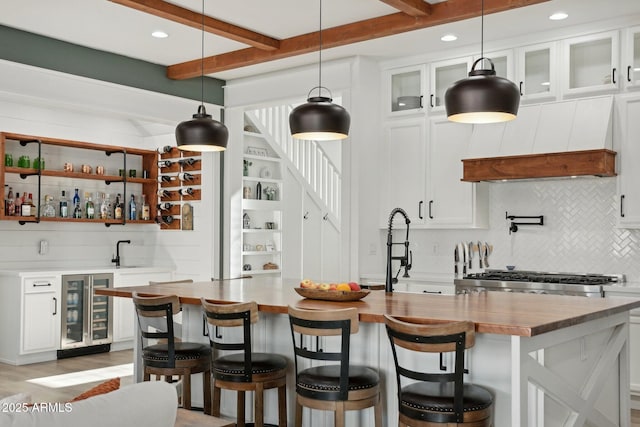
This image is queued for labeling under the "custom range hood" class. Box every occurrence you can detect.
[461,96,616,182]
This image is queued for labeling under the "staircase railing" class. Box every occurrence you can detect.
[246,105,341,226]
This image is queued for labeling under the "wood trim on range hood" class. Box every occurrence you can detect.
[461,149,617,182]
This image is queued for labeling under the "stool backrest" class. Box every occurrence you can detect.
[201,299,258,382]
[288,306,359,401]
[132,292,181,367]
[384,315,475,424]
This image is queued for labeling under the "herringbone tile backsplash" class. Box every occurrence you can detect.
[411,177,640,283]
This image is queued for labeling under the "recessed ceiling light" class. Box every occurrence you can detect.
[151,31,169,39]
[541,81,551,86]
[549,12,568,21]
[441,34,458,42]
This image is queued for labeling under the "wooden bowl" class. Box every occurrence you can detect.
[294,287,371,301]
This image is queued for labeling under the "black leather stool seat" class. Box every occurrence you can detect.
[400,382,493,421]
[143,342,211,363]
[213,352,287,380]
[297,365,379,397]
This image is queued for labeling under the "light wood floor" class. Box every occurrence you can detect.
[0,350,133,402]
[1,350,639,426]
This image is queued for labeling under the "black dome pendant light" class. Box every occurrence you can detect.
[444,0,520,124]
[289,0,350,141]
[176,0,228,151]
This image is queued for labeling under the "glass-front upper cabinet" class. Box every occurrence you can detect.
[383,64,426,117]
[562,30,620,96]
[516,42,558,102]
[429,56,472,113]
[623,26,640,90]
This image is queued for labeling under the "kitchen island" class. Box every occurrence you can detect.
[98,277,640,427]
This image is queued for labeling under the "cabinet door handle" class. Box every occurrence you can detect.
[612,67,617,84]
[430,94,434,108]
[428,200,434,219]
[418,201,424,219]
[33,282,52,287]
[422,290,442,294]
[519,81,523,96]
[303,211,309,219]
[621,194,625,218]
[628,65,633,83]
[52,297,57,316]
[419,95,424,108]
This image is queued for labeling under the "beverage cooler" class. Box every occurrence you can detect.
[58,273,113,358]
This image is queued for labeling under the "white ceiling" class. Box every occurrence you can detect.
[1,0,640,82]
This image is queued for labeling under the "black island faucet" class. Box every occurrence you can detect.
[385,208,412,293]
[112,240,131,268]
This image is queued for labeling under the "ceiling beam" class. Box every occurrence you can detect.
[379,0,432,17]
[167,0,550,79]
[108,0,280,51]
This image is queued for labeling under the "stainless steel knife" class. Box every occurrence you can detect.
[468,241,473,270]
[484,242,491,268]
[477,241,483,269]
[454,244,459,277]
[462,242,468,275]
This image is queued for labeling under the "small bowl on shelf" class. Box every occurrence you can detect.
[506,265,516,271]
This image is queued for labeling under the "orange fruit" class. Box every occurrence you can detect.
[336,283,351,292]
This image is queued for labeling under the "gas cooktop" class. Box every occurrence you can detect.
[463,270,622,285]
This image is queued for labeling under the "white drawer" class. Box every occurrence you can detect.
[23,277,58,293]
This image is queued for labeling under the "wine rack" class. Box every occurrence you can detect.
[157,147,202,230]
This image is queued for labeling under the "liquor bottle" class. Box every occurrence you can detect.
[113,193,123,220]
[158,175,176,183]
[158,202,173,211]
[41,195,56,218]
[178,172,194,182]
[21,193,34,217]
[140,194,150,220]
[14,192,22,216]
[72,201,82,219]
[85,195,95,219]
[180,187,194,196]
[99,193,110,219]
[72,189,80,209]
[156,145,173,154]
[256,181,262,200]
[6,187,15,216]
[157,160,172,168]
[157,189,171,198]
[156,215,173,225]
[128,194,137,220]
[59,190,69,218]
[179,158,198,167]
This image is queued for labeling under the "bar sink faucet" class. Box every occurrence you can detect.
[112,240,131,268]
[385,208,412,293]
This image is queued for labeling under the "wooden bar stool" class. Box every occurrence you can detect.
[201,299,287,427]
[288,306,382,427]
[132,292,212,414]
[384,315,494,426]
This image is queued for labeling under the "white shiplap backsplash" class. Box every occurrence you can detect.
[402,178,640,283]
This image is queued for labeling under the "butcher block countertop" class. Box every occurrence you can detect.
[96,277,640,337]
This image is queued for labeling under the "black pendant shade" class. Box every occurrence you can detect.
[445,58,520,124]
[176,105,228,152]
[289,95,350,141]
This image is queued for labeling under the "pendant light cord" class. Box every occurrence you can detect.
[318,0,323,97]
[480,0,484,59]
[200,0,205,108]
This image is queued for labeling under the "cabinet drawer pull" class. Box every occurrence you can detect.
[621,194,625,218]
[430,94,434,108]
[418,201,424,219]
[628,65,633,83]
[52,297,57,316]
[519,81,523,96]
[32,282,52,287]
[419,95,424,108]
[612,67,617,84]
[422,290,442,294]
[428,200,434,219]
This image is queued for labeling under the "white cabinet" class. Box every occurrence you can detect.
[427,118,488,228]
[516,42,558,102]
[623,26,640,90]
[383,64,427,117]
[112,270,171,344]
[429,56,472,113]
[406,282,455,295]
[562,30,620,97]
[22,276,61,354]
[380,118,427,226]
[242,131,283,276]
[616,95,640,227]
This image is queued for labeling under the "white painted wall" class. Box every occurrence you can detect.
[0,60,222,281]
